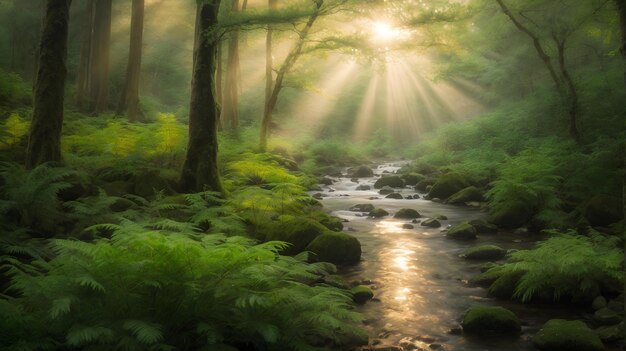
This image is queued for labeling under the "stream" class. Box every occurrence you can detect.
[315,162,586,351]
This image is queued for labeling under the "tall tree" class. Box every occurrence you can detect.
[264,0,278,136]
[222,0,242,130]
[259,0,324,151]
[117,0,145,121]
[26,0,72,168]
[76,0,94,109]
[180,0,224,193]
[89,0,113,114]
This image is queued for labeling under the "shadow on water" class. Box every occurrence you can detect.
[315,162,588,351]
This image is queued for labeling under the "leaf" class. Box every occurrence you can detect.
[122,320,164,344]
[50,297,72,319]
[67,325,115,346]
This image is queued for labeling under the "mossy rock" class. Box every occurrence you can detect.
[584,195,623,227]
[446,222,477,240]
[394,208,421,219]
[265,216,328,255]
[356,184,371,191]
[462,305,521,334]
[385,193,403,199]
[533,320,603,351]
[379,186,395,195]
[489,201,533,229]
[374,176,405,189]
[305,232,361,265]
[469,268,504,287]
[318,177,334,185]
[488,270,525,299]
[308,211,344,232]
[594,307,621,326]
[352,285,374,304]
[415,179,436,192]
[421,218,441,228]
[427,173,471,200]
[401,173,426,186]
[463,245,506,260]
[469,219,498,234]
[350,165,374,178]
[350,204,375,212]
[370,208,389,218]
[591,296,607,311]
[447,186,484,204]
[596,323,624,343]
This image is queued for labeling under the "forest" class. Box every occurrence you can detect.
[0,0,624,350]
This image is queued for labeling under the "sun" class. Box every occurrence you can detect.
[373,21,402,42]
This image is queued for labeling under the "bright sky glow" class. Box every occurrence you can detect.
[372,21,403,43]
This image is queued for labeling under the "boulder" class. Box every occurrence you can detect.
[402,224,415,229]
[374,176,405,189]
[421,219,441,228]
[596,323,624,343]
[356,184,371,191]
[305,232,361,265]
[427,173,471,200]
[584,195,623,227]
[394,209,421,219]
[532,320,603,351]
[469,219,498,234]
[591,296,607,311]
[447,186,484,204]
[385,193,403,199]
[415,179,436,192]
[446,222,477,240]
[309,212,344,232]
[594,307,621,326]
[350,204,375,212]
[400,173,426,186]
[469,268,504,287]
[463,245,506,260]
[488,270,525,299]
[370,208,389,218]
[350,165,374,178]
[489,201,533,229]
[318,177,334,185]
[265,216,328,255]
[379,186,395,195]
[352,285,374,304]
[461,305,521,334]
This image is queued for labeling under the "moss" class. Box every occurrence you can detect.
[369,208,389,218]
[305,232,361,265]
[421,218,441,228]
[264,216,328,255]
[394,208,421,219]
[469,219,498,234]
[308,211,344,232]
[400,173,426,186]
[489,201,533,229]
[532,320,603,351]
[351,285,374,304]
[447,186,484,204]
[428,173,471,200]
[350,165,374,178]
[464,245,506,260]
[469,267,504,287]
[446,222,477,240]
[488,270,525,299]
[374,175,405,189]
[385,193,403,199]
[415,178,436,192]
[461,305,521,334]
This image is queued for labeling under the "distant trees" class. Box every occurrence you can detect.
[221,0,246,130]
[26,0,72,168]
[117,0,146,121]
[180,0,224,193]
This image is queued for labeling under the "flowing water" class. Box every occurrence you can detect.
[314,162,586,351]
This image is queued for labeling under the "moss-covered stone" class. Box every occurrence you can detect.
[489,201,533,229]
[350,204,375,212]
[401,173,426,186]
[421,218,441,228]
[308,211,344,232]
[394,208,421,219]
[385,193,403,199]
[532,320,603,351]
[447,186,484,204]
[596,323,624,343]
[370,208,389,218]
[305,232,361,265]
[446,222,477,240]
[488,270,525,299]
[374,176,405,189]
[356,184,371,191]
[350,165,374,178]
[594,307,621,326]
[591,296,607,311]
[469,219,499,234]
[265,216,328,255]
[427,173,471,200]
[379,186,395,195]
[461,305,521,334]
[415,179,436,192]
[352,285,374,304]
[584,195,623,227]
[469,268,504,287]
[463,245,506,260]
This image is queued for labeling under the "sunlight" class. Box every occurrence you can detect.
[373,22,400,42]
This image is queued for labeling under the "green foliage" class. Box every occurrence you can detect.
[487,230,623,302]
[0,69,31,107]
[3,229,364,350]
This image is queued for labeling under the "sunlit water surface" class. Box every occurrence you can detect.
[315,162,587,351]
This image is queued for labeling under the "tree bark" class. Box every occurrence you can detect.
[180,0,224,194]
[553,34,580,142]
[259,0,322,151]
[89,0,112,114]
[76,0,94,109]
[222,0,241,130]
[264,0,277,132]
[26,0,72,169]
[117,0,145,121]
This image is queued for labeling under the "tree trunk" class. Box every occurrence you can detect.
[222,0,241,130]
[264,0,277,129]
[76,0,94,109]
[179,0,223,194]
[26,0,72,169]
[89,0,112,114]
[216,41,223,131]
[259,0,321,151]
[554,35,580,142]
[117,0,145,121]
